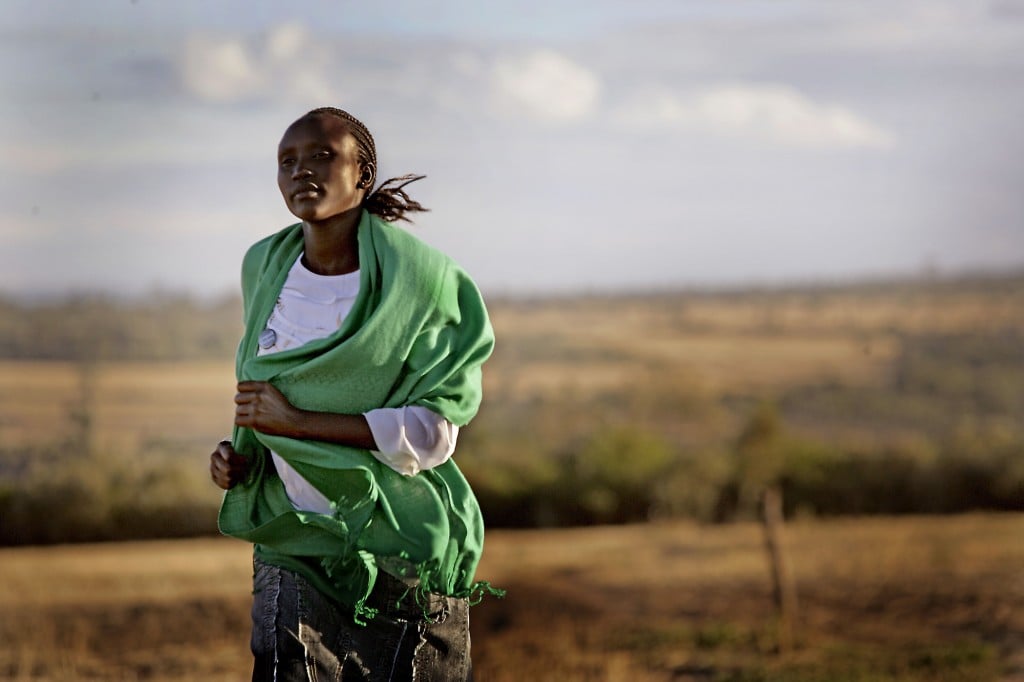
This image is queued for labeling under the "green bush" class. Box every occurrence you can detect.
[0,444,220,545]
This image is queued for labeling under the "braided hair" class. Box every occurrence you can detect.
[304,107,429,223]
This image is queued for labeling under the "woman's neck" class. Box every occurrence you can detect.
[301,207,362,275]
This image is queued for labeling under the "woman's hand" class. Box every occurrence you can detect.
[234,380,378,449]
[209,440,249,490]
[234,381,302,435]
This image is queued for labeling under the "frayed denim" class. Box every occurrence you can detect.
[250,556,472,681]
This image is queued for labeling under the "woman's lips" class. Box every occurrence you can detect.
[292,184,321,200]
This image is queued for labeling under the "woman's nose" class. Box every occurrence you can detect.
[291,165,313,180]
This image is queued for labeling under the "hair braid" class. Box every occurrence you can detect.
[304,107,429,223]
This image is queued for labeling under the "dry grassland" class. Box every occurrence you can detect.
[2,282,1020,456]
[1,282,1022,678]
[1,514,1022,681]
[484,285,1021,400]
[0,360,235,453]
[0,329,877,457]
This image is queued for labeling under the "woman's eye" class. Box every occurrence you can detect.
[279,158,295,167]
[313,150,332,159]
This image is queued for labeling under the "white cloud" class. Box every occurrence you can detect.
[613,83,895,150]
[179,33,603,127]
[181,36,265,102]
[266,22,306,61]
[490,49,601,122]
[179,23,338,104]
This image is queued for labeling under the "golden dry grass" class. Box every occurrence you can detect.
[3,281,1020,454]
[0,360,235,452]
[486,331,898,399]
[0,337,877,456]
[1,514,1022,681]
[484,285,1023,401]
[0,336,890,456]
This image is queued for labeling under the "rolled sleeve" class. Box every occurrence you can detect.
[364,406,459,476]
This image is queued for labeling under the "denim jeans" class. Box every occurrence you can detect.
[251,556,472,681]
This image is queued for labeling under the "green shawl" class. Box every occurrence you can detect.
[217,210,497,622]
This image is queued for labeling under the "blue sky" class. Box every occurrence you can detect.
[2,0,1022,298]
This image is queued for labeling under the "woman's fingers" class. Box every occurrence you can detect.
[235,387,259,424]
[232,381,295,434]
[235,381,270,404]
[210,441,248,489]
[235,381,268,402]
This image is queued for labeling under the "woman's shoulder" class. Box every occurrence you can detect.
[244,223,303,264]
[240,223,304,293]
[367,215,488,317]
[366,215,459,287]
[368,215,449,264]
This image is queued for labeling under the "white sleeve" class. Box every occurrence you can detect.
[363,406,460,476]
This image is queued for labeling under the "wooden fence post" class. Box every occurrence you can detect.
[761,485,798,653]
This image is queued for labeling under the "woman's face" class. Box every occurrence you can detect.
[277,116,370,223]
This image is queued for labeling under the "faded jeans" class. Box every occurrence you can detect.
[251,556,472,681]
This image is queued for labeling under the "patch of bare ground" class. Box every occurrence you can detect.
[471,516,1024,681]
[1,515,1022,680]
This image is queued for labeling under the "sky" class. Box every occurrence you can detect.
[1,0,1022,299]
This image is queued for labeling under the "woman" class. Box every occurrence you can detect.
[209,107,498,681]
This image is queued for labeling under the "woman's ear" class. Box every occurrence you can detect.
[358,163,375,190]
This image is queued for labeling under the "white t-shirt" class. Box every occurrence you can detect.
[256,254,459,514]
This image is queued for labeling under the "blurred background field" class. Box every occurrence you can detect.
[1,273,1023,679]
[2,273,1022,541]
